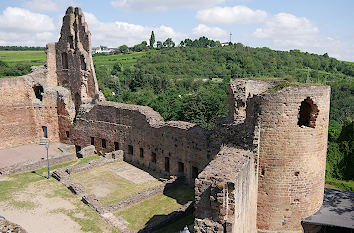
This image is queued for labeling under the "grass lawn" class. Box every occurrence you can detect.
[93,52,145,69]
[0,50,46,66]
[76,154,101,165]
[115,184,194,230]
[325,177,354,191]
[0,50,145,78]
[71,161,162,206]
[0,160,118,233]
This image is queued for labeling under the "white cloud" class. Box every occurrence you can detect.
[196,5,268,25]
[253,13,319,48]
[0,7,56,46]
[192,24,227,40]
[84,12,186,47]
[0,7,55,33]
[251,13,354,61]
[22,0,77,12]
[111,0,225,12]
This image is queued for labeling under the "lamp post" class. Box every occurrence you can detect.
[40,138,50,179]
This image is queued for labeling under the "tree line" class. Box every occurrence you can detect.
[0,60,31,77]
[0,46,45,51]
[112,31,229,54]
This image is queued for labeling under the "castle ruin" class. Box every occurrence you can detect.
[0,7,330,233]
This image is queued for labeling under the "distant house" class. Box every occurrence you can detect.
[92,46,116,54]
[221,42,230,46]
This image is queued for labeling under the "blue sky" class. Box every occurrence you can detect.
[0,0,353,61]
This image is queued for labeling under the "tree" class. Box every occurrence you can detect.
[118,45,129,54]
[149,31,155,48]
[156,41,163,49]
[131,41,148,52]
[163,38,175,48]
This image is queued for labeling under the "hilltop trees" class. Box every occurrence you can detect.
[124,35,225,52]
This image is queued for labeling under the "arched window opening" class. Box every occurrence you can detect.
[62,52,68,69]
[33,85,44,101]
[80,55,86,70]
[298,97,319,128]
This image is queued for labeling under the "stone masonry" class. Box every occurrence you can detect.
[0,6,330,233]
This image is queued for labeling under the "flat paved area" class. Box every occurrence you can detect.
[0,143,66,168]
[110,163,155,184]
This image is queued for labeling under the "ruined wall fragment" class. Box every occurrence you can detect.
[0,67,60,149]
[194,147,257,233]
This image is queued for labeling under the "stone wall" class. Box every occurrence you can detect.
[194,147,257,233]
[62,102,212,184]
[0,67,60,149]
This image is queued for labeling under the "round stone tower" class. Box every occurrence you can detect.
[256,84,330,232]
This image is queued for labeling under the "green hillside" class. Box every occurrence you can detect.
[0,44,352,190]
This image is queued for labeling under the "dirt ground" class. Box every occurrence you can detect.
[0,177,115,233]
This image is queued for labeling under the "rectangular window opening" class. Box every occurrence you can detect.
[178,162,184,174]
[192,166,199,179]
[140,148,144,158]
[128,145,133,155]
[61,52,68,69]
[165,157,170,172]
[151,152,156,163]
[102,139,106,149]
[114,142,119,151]
[91,137,95,145]
[42,126,48,138]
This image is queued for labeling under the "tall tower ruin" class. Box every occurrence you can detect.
[49,7,100,113]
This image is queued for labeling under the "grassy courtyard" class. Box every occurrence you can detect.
[115,184,194,231]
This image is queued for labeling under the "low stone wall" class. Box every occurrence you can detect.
[77,145,96,158]
[0,152,76,175]
[66,157,114,174]
[107,177,177,212]
[0,216,28,233]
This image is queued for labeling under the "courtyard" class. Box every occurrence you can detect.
[0,144,194,233]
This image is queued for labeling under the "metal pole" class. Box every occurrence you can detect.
[46,142,50,179]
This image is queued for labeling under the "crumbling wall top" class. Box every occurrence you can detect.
[198,147,254,184]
